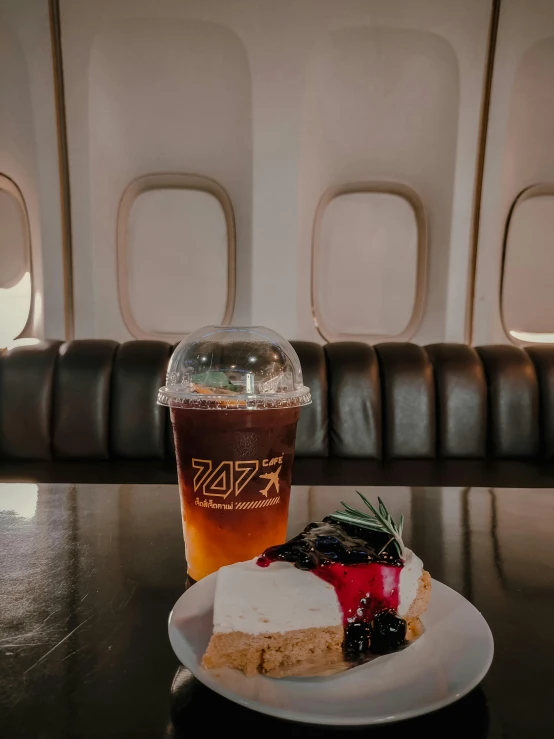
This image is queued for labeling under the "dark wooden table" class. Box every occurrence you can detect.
[1,483,553,738]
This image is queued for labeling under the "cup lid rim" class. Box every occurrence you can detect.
[157,385,311,410]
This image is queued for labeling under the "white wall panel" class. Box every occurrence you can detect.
[301,25,453,343]
[0,186,28,290]
[128,190,228,336]
[117,175,234,339]
[295,1,490,344]
[62,5,251,339]
[474,0,554,345]
[502,190,554,340]
[61,0,489,343]
[313,189,422,341]
[0,1,64,340]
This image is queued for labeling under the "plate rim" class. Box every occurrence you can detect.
[168,574,494,726]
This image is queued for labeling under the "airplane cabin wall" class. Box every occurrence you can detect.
[1,1,554,349]
[59,0,489,344]
[473,0,554,346]
[0,0,64,343]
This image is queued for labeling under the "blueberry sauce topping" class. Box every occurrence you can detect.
[257,518,403,570]
[256,518,409,659]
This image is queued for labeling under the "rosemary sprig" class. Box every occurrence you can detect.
[328,492,406,558]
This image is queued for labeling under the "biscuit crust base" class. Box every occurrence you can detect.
[203,570,432,676]
[202,625,343,676]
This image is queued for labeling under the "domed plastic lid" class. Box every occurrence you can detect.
[158,326,311,410]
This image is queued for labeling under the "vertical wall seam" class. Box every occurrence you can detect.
[465,0,501,345]
[49,0,75,340]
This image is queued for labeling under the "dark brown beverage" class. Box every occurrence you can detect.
[158,325,310,580]
[171,406,300,581]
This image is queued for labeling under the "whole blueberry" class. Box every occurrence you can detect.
[370,611,407,653]
[344,621,372,659]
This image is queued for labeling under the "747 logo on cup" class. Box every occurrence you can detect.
[192,456,283,499]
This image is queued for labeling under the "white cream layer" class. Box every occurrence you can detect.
[213,549,424,635]
[398,549,424,617]
[213,559,342,634]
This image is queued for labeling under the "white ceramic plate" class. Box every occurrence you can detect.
[168,574,494,726]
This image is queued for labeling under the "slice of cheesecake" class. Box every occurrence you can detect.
[202,496,432,677]
[202,560,344,676]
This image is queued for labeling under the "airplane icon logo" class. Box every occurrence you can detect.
[258,466,281,497]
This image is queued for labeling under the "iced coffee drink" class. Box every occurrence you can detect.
[158,326,311,581]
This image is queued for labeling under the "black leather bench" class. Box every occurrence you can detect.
[2,339,554,486]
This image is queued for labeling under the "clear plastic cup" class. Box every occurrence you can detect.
[158,326,311,581]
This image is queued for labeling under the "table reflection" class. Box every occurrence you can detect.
[167,666,490,738]
[1,483,553,738]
